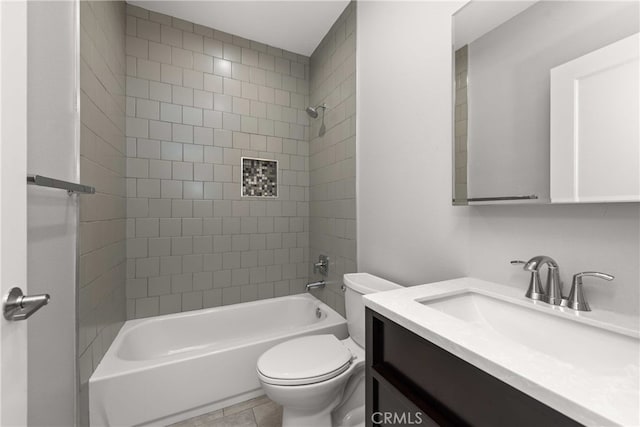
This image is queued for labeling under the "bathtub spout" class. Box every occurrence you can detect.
[306,280,325,291]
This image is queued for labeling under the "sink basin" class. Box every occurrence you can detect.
[420,291,639,377]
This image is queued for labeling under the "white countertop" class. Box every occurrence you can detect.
[363,277,640,427]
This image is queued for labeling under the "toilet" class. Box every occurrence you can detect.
[256,273,401,427]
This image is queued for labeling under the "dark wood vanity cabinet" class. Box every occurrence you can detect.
[365,309,583,427]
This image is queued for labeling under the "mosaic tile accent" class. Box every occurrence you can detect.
[242,158,278,198]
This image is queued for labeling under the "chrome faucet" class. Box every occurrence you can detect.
[564,272,614,312]
[512,256,562,304]
[306,280,325,291]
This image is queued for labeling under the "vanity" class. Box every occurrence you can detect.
[363,278,639,426]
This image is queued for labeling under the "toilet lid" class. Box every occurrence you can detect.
[257,335,352,386]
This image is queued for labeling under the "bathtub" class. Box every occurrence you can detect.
[89,293,347,426]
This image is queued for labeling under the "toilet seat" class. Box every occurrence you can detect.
[257,335,353,386]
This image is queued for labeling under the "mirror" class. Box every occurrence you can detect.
[452,1,640,205]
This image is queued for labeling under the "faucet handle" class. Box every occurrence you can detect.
[565,272,614,312]
[511,260,545,301]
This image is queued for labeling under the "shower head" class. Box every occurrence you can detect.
[305,104,326,119]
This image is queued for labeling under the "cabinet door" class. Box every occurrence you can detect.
[550,33,639,203]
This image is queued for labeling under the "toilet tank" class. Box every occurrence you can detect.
[343,273,402,347]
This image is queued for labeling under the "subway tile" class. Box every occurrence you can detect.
[222,112,241,131]
[172,236,193,255]
[136,218,159,237]
[149,41,171,64]
[183,69,204,90]
[204,73,223,93]
[172,162,193,180]
[160,102,181,123]
[233,97,251,116]
[148,238,171,257]
[137,59,160,81]
[204,111,223,129]
[223,78,242,97]
[251,100,267,118]
[160,218,181,237]
[127,158,148,178]
[274,89,290,107]
[161,179,183,198]
[160,63,182,85]
[137,179,160,198]
[137,18,160,42]
[160,25,182,48]
[126,36,148,59]
[148,275,171,296]
[204,182,223,199]
[136,297,159,318]
[213,58,232,77]
[214,270,232,288]
[250,67,266,85]
[213,94,232,112]
[127,198,148,218]
[161,141,183,161]
[172,17,193,32]
[194,271,213,290]
[193,53,213,73]
[240,116,258,133]
[183,106,203,126]
[127,76,149,98]
[204,38,223,58]
[194,24,214,38]
[194,163,213,181]
[149,11,172,26]
[223,43,241,62]
[183,255,203,273]
[136,99,159,120]
[150,120,172,140]
[136,256,159,277]
[203,289,222,308]
[203,218,222,235]
[161,256,182,275]
[149,81,172,102]
[275,57,290,75]
[232,63,250,82]
[159,294,182,314]
[173,124,193,143]
[193,235,213,253]
[172,86,193,106]
[265,71,281,89]
[183,32,203,52]
[194,127,213,146]
[149,199,172,217]
[258,53,275,71]
[183,181,204,199]
[171,273,193,293]
[193,90,213,109]
[222,287,241,305]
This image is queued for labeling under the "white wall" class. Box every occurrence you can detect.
[357,2,639,316]
[27,2,79,425]
[357,1,468,286]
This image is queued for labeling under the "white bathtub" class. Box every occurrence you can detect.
[89,293,347,426]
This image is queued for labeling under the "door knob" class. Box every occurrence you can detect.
[3,287,50,321]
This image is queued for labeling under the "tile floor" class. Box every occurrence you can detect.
[168,395,282,427]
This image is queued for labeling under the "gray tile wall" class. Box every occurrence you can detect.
[454,45,468,202]
[124,5,311,318]
[308,3,357,316]
[78,1,127,425]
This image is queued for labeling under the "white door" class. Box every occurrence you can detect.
[0,1,28,425]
